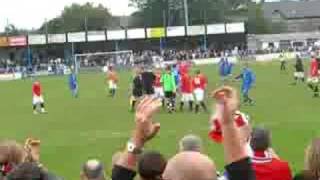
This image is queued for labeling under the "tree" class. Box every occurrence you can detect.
[40,3,112,33]
[0,24,31,36]
[129,0,249,27]
[247,2,270,34]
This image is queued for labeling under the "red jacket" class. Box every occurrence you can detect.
[252,151,292,180]
[32,82,42,96]
[209,111,249,143]
[180,73,193,93]
[310,58,319,77]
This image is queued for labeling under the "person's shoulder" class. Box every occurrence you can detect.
[270,158,291,171]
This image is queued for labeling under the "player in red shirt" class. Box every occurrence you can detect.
[179,72,194,112]
[107,66,118,98]
[32,80,47,114]
[307,56,319,97]
[153,68,165,106]
[178,61,191,75]
[192,70,208,113]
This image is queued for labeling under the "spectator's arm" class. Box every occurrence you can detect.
[212,86,247,163]
[113,97,161,179]
[212,86,255,180]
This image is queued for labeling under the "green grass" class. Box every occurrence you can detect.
[0,61,319,179]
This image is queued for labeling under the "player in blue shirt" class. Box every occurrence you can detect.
[172,64,180,89]
[236,65,256,105]
[219,56,233,83]
[69,72,78,98]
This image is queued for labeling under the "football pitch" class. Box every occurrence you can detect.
[1,61,319,179]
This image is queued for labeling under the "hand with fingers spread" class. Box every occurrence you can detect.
[114,96,162,172]
[133,96,162,148]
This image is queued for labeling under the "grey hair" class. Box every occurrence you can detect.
[179,134,203,152]
[82,159,106,180]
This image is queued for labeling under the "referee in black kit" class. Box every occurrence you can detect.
[141,66,156,95]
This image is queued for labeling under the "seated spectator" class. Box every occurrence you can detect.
[251,127,292,180]
[294,138,320,180]
[81,159,106,180]
[6,162,48,180]
[179,134,203,152]
[112,87,255,180]
[138,151,166,180]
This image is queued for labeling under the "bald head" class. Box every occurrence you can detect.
[163,152,217,180]
[179,134,203,152]
[82,159,105,180]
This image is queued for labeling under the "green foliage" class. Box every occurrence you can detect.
[130,0,249,26]
[40,3,112,33]
[247,2,270,34]
[0,24,33,36]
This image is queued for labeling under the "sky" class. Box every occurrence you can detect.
[0,0,136,31]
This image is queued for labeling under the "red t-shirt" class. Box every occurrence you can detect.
[179,62,190,75]
[180,73,193,93]
[153,74,162,87]
[108,71,118,83]
[252,151,292,180]
[310,58,319,77]
[192,74,207,90]
[32,82,42,96]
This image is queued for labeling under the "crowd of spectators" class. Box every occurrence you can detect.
[1,86,320,180]
[0,46,247,74]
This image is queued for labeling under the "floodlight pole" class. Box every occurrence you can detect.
[183,0,189,27]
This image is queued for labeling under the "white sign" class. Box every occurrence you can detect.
[127,28,145,39]
[87,31,106,42]
[28,34,46,45]
[0,73,22,81]
[226,22,245,33]
[68,32,86,42]
[187,25,205,36]
[207,24,225,34]
[107,30,126,40]
[192,57,238,65]
[48,34,66,43]
[167,26,185,37]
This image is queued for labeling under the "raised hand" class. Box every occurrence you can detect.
[133,96,162,147]
[211,86,240,125]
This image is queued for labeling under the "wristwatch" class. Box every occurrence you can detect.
[127,141,143,155]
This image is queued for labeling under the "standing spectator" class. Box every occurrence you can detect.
[250,127,292,180]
